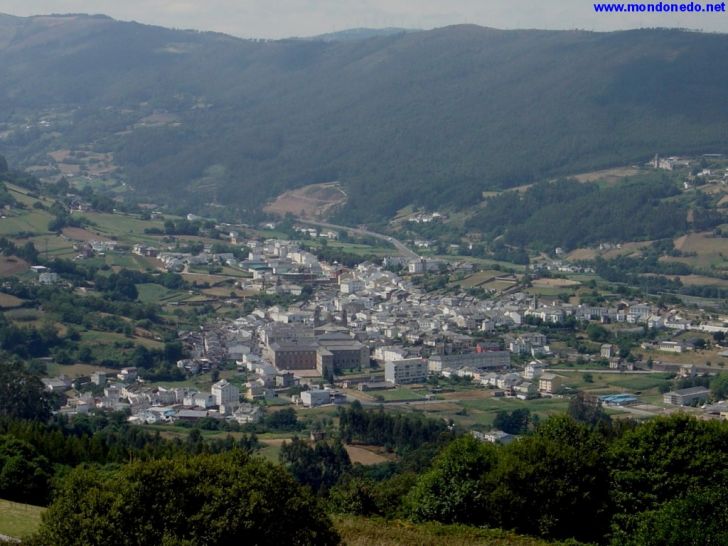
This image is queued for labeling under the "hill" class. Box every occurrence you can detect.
[1,15,728,221]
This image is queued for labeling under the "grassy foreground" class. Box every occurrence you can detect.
[333,515,560,546]
[0,499,44,540]
[0,501,560,545]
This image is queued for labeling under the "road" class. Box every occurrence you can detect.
[297,219,419,260]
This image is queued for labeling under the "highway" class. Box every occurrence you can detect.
[297,219,419,260]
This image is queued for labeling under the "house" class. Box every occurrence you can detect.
[663,386,710,406]
[117,367,138,383]
[523,361,544,380]
[232,403,263,424]
[659,341,685,354]
[600,344,615,358]
[538,373,563,394]
[471,430,515,444]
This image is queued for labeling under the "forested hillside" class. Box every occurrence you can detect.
[1,15,728,220]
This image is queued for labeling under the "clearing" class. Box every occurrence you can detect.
[264,182,347,219]
[0,256,29,276]
[344,445,394,465]
[0,499,44,540]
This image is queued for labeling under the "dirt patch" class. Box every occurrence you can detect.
[532,278,581,288]
[677,275,728,287]
[345,445,396,465]
[572,166,640,184]
[0,256,29,276]
[62,227,113,242]
[0,293,25,308]
[264,182,347,219]
[441,390,494,401]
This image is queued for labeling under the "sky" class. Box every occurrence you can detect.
[0,0,726,38]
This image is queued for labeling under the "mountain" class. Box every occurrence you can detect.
[305,28,415,42]
[1,14,728,221]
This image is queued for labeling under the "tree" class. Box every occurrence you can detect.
[613,487,728,546]
[0,436,52,505]
[586,323,610,343]
[280,437,351,493]
[711,373,728,400]
[0,362,52,421]
[493,409,532,435]
[568,391,611,427]
[30,452,339,546]
[488,416,610,542]
[609,414,728,534]
[407,435,497,524]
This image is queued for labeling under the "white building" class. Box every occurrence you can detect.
[212,379,240,407]
[385,358,428,385]
[301,389,331,407]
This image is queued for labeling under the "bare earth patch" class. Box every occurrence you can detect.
[572,166,640,184]
[345,445,394,465]
[264,182,347,219]
[532,278,581,288]
[0,293,25,308]
[0,256,29,276]
[62,227,113,242]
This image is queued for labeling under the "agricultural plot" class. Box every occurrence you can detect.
[0,209,53,235]
[0,499,44,540]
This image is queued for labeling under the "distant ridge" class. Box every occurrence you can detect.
[1,14,728,222]
[305,27,417,42]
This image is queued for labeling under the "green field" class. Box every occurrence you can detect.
[83,212,164,241]
[0,499,44,540]
[374,388,426,401]
[0,210,53,235]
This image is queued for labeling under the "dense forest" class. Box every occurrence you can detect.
[3,16,728,220]
[465,174,719,250]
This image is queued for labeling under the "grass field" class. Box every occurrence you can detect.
[374,388,425,402]
[80,330,164,349]
[0,209,53,235]
[333,516,556,546]
[0,499,44,540]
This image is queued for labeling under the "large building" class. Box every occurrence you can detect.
[317,332,369,372]
[266,341,319,370]
[428,351,510,373]
[385,358,428,385]
[212,379,239,408]
[265,330,369,376]
[663,386,710,406]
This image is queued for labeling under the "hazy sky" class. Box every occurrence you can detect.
[0,0,726,38]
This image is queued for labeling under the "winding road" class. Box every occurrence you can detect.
[297,219,419,260]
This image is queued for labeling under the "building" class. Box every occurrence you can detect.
[317,332,369,372]
[659,341,684,354]
[538,373,563,394]
[301,389,332,407]
[600,344,614,358]
[211,379,240,407]
[266,341,319,370]
[428,351,510,373]
[663,386,710,406]
[385,358,428,385]
[91,372,107,386]
[117,367,138,383]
